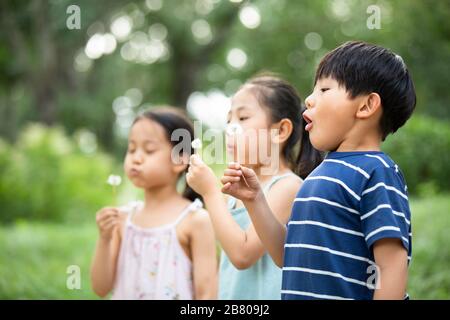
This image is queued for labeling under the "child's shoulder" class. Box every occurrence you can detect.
[267,172,302,199]
[182,198,209,222]
[332,151,399,175]
[358,152,403,177]
[184,205,212,233]
[354,152,408,189]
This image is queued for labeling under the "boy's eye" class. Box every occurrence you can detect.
[239,117,249,121]
[320,88,330,93]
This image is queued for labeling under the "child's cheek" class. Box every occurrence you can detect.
[123,156,131,174]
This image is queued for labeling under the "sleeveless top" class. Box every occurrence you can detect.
[219,173,298,300]
[111,199,203,300]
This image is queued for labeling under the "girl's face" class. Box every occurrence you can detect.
[124,118,181,189]
[303,77,361,152]
[226,85,275,166]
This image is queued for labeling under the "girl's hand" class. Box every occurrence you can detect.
[95,207,124,241]
[221,162,262,202]
[186,154,219,197]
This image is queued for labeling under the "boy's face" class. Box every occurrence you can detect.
[303,77,361,152]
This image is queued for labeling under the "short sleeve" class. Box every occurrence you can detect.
[359,166,411,252]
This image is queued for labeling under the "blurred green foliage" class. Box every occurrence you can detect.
[1,194,448,299]
[0,124,120,224]
[0,117,448,225]
[1,0,449,152]
[383,115,450,195]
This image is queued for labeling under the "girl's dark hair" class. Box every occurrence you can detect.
[133,107,201,202]
[244,74,323,179]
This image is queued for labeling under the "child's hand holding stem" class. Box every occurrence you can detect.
[186,154,219,198]
[188,139,222,197]
[221,162,287,267]
[221,162,262,203]
[95,207,123,241]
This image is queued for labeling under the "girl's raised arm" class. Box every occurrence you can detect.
[222,164,299,267]
[188,156,299,269]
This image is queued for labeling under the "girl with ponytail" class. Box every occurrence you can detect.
[186,74,323,299]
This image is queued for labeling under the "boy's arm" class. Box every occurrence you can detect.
[243,189,288,268]
[188,156,293,269]
[202,189,266,269]
[189,210,218,299]
[359,166,411,300]
[372,238,408,300]
[203,184,293,269]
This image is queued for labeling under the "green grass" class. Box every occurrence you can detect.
[0,222,99,299]
[408,195,450,299]
[0,195,449,299]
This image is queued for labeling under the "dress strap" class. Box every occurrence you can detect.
[262,172,298,195]
[172,198,203,226]
[227,172,298,210]
[227,196,238,210]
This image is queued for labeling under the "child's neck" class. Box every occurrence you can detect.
[335,130,382,152]
[143,183,183,212]
[251,158,291,185]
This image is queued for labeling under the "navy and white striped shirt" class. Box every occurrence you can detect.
[282,151,411,300]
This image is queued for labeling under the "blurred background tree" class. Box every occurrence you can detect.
[1,0,449,145]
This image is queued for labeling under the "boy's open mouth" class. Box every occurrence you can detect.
[303,113,313,132]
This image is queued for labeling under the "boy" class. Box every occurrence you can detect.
[221,41,416,300]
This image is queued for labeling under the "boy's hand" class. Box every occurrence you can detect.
[186,154,218,197]
[221,162,262,202]
[95,207,124,241]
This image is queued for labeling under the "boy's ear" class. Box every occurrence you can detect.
[271,118,293,144]
[172,153,189,174]
[356,93,382,119]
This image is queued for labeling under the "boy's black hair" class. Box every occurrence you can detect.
[315,41,416,140]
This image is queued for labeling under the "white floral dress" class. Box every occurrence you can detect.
[111,199,202,300]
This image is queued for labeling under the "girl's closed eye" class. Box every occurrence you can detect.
[239,116,249,122]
